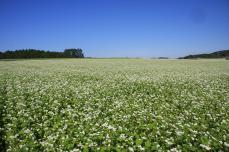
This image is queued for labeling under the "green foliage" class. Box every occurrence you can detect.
[0,59,229,151]
[64,48,84,58]
[0,48,84,59]
[180,50,229,59]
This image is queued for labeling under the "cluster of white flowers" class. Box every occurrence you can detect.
[0,59,228,151]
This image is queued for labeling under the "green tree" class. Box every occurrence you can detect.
[64,48,84,58]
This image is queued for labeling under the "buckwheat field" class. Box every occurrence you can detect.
[0,59,229,151]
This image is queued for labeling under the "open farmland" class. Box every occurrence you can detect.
[0,59,229,151]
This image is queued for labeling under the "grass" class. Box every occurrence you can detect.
[0,59,229,151]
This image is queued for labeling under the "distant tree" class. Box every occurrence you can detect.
[0,48,84,59]
[0,52,3,59]
[64,48,84,58]
[180,50,229,59]
[158,57,169,59]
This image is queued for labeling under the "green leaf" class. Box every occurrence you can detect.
[83,145,89,152]
[136,138,143,146]
[145,140,151,148]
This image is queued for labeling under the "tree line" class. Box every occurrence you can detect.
[0,48,84,59]
[179,50,229,59]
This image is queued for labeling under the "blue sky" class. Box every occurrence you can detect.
[0,0,229,57]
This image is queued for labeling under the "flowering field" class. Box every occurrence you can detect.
[0,59,229,151]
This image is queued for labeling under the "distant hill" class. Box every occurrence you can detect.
[179,50,229,59]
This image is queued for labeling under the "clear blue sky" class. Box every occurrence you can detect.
[1,0,229,57]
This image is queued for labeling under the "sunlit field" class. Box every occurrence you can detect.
[0,59,229,151]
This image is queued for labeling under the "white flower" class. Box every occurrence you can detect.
[120,134,126,139]
[170,147,178,152]
[128,147,134,152]
[200,144,211,150]
[63,124,67,130]
[107,125,116,131]
[224,142,229,147]
[138,145,145,151]
[176,131,184,136]
[165,139,173,146]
